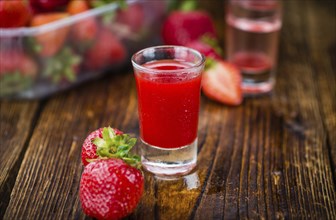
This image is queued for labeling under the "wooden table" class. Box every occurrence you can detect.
[1,1,335,219]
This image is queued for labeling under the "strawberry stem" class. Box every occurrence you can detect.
[44,47,81,83]
[92,127,141,168]
[205,57,216,70]
[169,0,198,11]
[200,34,223,57]
[180,0,197,11]
[0,71,34,96]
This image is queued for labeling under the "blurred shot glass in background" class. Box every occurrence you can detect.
[226,0,282,95]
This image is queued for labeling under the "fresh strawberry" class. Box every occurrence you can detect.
[80,159,144,220]
[67,0,98,48]
[71,18,97,46]
[43,47,81,83]
[0,51,38,95]
[186,36,222,60]
[81,127,123,166]
[85,29,127,70]
[0,0,31,28]
[31,13,69,56]
[80,127,143,219]
[202,60,243,106]
[0,51,37,76]
[162,10,216,45]
[67,0,89,15]
[29,0,69,13]
[116,4,144,32]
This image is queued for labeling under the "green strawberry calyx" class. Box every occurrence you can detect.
[44,47,81,83]
[91,0,126,9]
[200,34,223,57]
[205,57,217,71]
[90,127,141,169]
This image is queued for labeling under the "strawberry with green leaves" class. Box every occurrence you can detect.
[85,28,127,70]
[43,47,81,83]
[0,50,37,96]
[115,3,144,33]
[80,127,144,220]
[67,0,98,49]
[186,35,222,60]
[31,13,69,57]
[162,1,216,46]
[81,127,123,166]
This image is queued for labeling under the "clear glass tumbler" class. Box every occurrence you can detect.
[132,46,205,176]
[226,0,282,95]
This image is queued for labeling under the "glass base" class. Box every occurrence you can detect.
[140,138,197,176]
[241,69,275,96]
[242,78,275,96]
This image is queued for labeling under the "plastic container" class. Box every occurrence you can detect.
[0,0,169,99]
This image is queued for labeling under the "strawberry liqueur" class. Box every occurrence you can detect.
[136,60,201,149]
[132,46,205,176]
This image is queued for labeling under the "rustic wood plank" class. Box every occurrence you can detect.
[147,0,336,219]
[270,1,335,218]
[0,100,39,218]
[2,0,335,219]
[304,0,336,175]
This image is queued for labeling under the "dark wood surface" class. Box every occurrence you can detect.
[1,1,335,219]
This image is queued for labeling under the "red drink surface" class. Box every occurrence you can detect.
[232,52,272,73]
[135,60,202,149]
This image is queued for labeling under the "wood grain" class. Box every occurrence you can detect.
[0,101,39,218]
[0,0,335,219]
[304,0,336,175]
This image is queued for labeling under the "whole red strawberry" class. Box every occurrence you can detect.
[0,50,38,96]
[85,29,127,70]
[30,13,69,57]
[0,51,37,76]
[81,127,123,166]
[116,4,144,32]
[80,127,143,220]
[0,0,31,28]
[162,10,216,45]
[30,0,69,13]
[67,0,98,47]
[80,159,144,220]
[186,35,222,60]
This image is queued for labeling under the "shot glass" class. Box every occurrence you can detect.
[132,46,205,176]
[226,0,282,95]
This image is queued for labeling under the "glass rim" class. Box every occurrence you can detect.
[131,45,206,74]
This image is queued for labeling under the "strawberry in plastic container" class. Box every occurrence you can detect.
[30,13,70,57]
[84,28,127,70]
[0,51,38,96]
[29,0,70,13]
[67,0,98,51]
[0,0,31,28]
